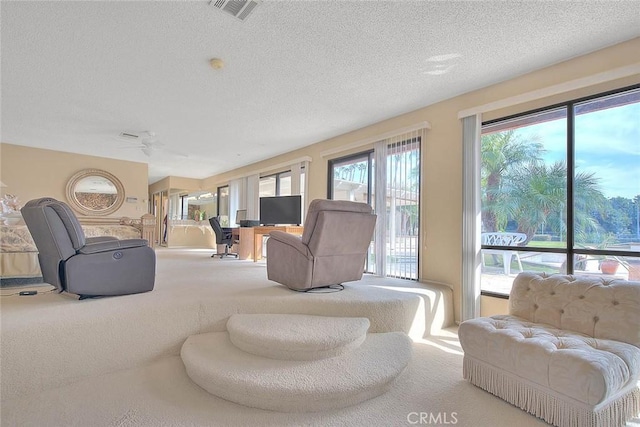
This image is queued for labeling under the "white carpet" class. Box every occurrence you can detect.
[1,249,451,400]
[181,330,411,412]
[1,248,638,426]
[1,332,559,427]
[226,313,370,360]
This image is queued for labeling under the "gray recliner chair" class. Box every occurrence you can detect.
[21,197,155,299]
[266,199,376,291]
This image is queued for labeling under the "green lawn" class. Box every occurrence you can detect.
[526,241,566,249]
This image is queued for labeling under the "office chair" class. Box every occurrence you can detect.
[266,199,376,291]
[21,197,155,299]
[209,217,238,258]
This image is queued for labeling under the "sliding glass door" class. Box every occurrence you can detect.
[384,138,420,279]
[329,152,375,272]
[329,136,421,280]
[328,152,373,204]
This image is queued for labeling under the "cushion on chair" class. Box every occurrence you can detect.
[47,201,87,249]
[301,199,373,246]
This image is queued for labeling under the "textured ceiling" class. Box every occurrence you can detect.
[2,1,639,183]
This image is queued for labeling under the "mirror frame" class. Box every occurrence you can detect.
[65,169,125,216]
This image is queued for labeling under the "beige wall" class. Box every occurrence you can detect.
[168,222,216,248]
[148,176,203,195]
[201,38,640,322]
[0,144,149,218]
[480,295,510,317]
[2,39,637,321]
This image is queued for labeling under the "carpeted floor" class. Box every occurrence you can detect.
[1,248,638,426]
[2,333,553,427]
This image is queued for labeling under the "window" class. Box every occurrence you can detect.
[216,185,230,226]
[328,132,421,280]
[260,171,292,197]
[480,86,640,295]
[329,151,374,272]
[328,152,373,203]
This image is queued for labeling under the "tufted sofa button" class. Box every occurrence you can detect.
[612,301,619,306]
[559,309,564,314]
[533,304,538,309]
[579,295,585,299]
[593,316,599,322]
[550,291,556,295]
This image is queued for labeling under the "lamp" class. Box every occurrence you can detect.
[209,58,224,70]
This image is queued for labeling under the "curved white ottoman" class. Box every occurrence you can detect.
[226,313,370,360]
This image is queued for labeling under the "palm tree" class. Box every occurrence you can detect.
[481,130,544,232]
[508,161,566,242]
[482,130,607,245]
[507,161,607,244]
[573,169,608,245]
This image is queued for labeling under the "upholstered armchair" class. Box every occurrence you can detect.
[266,199,376,291]
[21,197,155,299]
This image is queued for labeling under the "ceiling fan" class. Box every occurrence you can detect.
[116,131,187,158]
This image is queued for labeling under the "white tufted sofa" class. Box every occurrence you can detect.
[459,272,640,427]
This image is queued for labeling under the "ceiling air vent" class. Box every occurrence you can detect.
[209,0,260,22]
[118,131,140,141]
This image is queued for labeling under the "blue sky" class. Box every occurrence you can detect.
[517,102,640,199]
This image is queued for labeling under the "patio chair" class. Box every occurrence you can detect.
[481,232,526,275]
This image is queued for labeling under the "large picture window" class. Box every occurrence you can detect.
[481,86,640,295]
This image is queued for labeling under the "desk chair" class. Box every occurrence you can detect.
[209,217,238,258]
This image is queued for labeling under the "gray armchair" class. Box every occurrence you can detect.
[21,197,155,299]
[266,199,376,291]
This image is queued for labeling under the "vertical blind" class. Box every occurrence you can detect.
[375,129,422,280]
[461,114,482,320]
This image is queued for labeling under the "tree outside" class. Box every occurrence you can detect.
[481,130,639,249]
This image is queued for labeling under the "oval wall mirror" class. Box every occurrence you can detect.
[65,169,125,216]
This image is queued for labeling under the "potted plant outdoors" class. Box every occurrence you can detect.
[599,257,622,275]
[586,234,629,276]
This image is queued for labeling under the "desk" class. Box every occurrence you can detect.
[238,226,304,261]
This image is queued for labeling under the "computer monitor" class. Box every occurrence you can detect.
[235,209,247,226]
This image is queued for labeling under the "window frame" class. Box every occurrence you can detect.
[327,150,374,202]
[480,84,640,297]
[260,170,293,197]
